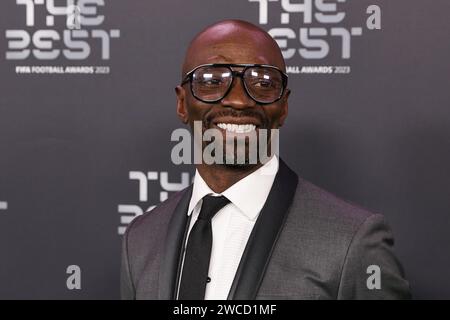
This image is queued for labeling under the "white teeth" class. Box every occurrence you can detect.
[217,123,256,133]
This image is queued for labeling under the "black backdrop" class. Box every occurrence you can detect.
[0,0,449,299]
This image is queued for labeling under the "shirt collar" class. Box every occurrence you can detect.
[187,156,279,221]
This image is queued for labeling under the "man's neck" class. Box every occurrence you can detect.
[196,162,264,194]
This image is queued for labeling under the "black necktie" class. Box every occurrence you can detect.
[178,195,230,300]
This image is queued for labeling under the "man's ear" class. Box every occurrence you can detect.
[279,88,290,127]
[175,85,189,124]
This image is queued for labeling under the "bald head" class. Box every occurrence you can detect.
[181,20,286,79]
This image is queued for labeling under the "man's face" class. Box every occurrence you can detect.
[176,27,289,166]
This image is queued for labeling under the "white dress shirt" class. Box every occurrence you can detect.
[177,156,279,300]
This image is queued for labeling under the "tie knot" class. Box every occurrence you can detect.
[198,195,230,220]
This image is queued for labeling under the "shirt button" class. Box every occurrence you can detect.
[206,277,211,283]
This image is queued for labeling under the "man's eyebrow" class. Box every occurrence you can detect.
[206,55,232,62]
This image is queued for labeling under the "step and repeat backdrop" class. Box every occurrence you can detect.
[0,0,449,299]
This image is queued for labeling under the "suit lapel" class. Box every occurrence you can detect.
[227,158,299,300]
[158,185,193,299]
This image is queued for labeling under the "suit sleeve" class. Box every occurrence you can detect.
[337,214,412,299]
[120,224,136,300]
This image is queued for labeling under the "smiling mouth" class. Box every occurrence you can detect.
[216,123,257,133]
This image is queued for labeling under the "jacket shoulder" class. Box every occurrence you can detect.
[124,187,189,244]
[293,176,376,228]
[279,176,383,268]
[261,176,409,299]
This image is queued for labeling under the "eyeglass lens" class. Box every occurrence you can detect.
[191,66,284,103]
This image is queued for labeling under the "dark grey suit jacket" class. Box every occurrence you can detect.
[121,159,411,299]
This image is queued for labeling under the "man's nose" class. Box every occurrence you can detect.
[220,77,257,109]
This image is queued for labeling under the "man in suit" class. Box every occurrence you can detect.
[121,19,411,300]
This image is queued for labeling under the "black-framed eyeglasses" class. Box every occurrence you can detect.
[181,63,288,105]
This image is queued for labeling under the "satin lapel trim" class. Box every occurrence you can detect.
[227,159,299,300]
[158,186,193,299]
